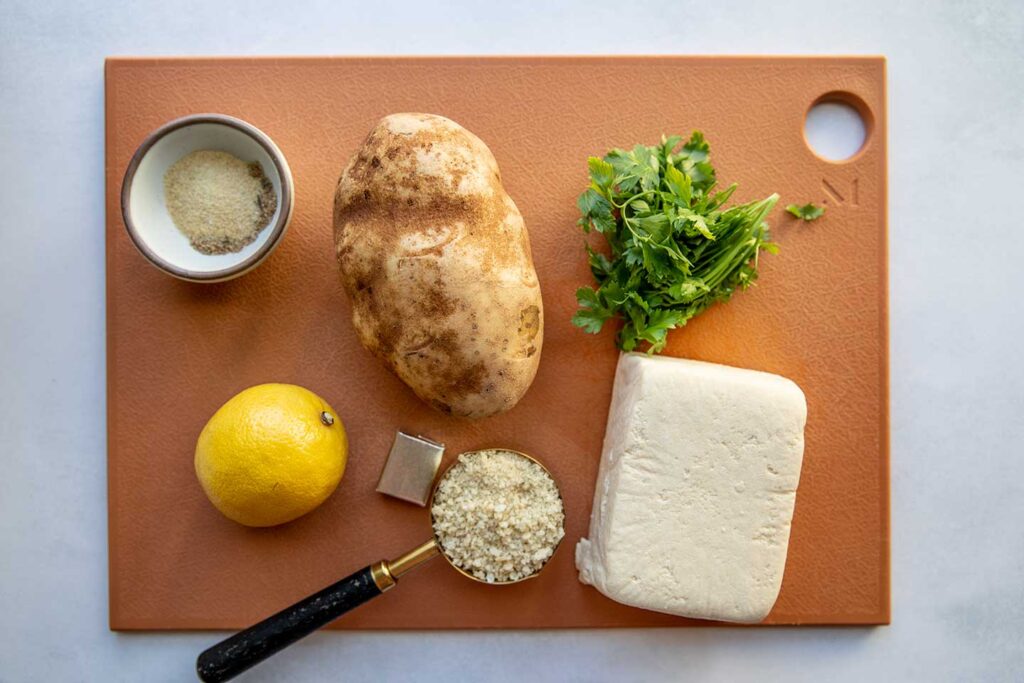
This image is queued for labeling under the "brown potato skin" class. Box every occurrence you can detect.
[333,113,543,419]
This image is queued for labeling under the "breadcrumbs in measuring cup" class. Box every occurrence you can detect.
[431,450,565,583]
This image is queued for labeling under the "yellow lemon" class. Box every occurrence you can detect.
[195,383,348,527]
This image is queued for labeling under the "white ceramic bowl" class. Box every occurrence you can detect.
[121,114,293,282]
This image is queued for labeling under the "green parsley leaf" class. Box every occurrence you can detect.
[681,131,710,162]
[786,203,826,221]
[587,157,615,191]
[585,244,613,278]
[664,278,710,304]
[573,287,614,334]
[572,131,780,353]
[577,189,615,234]
[664,164,692,205]
[636,308,685,353]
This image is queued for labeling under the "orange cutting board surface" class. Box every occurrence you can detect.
[105,57,888,629]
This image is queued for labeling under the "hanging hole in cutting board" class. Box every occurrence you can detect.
[804,92,872,163]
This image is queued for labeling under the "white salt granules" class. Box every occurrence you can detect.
[163,149,277,255]
[431,449,564,583]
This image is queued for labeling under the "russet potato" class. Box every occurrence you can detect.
[333,113,543,419]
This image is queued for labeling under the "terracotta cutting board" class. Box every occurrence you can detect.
[105,57,888,629]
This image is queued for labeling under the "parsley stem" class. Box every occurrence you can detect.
[612,190,657,211]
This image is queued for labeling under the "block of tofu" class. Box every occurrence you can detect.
[576,353,807,623]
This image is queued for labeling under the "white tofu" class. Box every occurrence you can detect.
[576,353,806,623]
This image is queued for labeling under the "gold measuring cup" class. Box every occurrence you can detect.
[197,448,564,682]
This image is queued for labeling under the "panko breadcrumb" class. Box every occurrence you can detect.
[431,449,564,583]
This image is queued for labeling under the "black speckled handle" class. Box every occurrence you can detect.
[196,565,382,682]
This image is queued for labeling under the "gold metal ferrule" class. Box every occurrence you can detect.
[387,539,440,579]
[370,539,440,593]
[370,561,396,592]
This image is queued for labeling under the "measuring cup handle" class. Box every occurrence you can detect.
[196,564,386,682]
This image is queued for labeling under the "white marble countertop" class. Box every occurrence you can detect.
[1,0,1022,680]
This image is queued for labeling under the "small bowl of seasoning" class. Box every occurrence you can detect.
[121,113,293,282]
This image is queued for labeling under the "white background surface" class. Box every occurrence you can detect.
[1,0,1022,681]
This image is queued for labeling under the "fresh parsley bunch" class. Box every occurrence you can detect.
[573,132,779,353]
